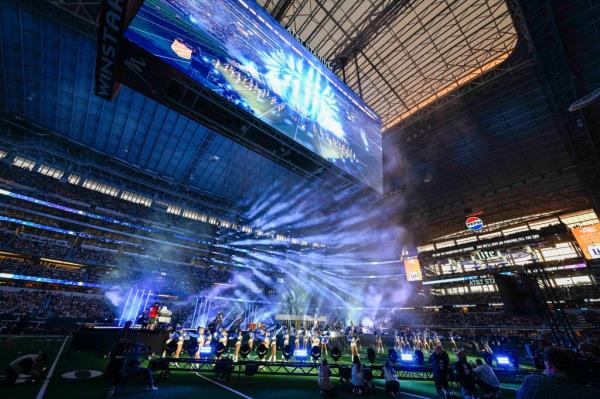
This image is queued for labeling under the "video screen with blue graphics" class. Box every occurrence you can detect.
[124,0,383,192]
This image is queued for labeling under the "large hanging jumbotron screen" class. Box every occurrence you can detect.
[124,0,383,192]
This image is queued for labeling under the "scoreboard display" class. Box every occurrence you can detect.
[120,0,383,192]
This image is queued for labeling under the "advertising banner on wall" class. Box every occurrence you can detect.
[404,257,423,281]
[572,224,600,259]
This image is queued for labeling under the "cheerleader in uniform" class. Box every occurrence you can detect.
[282,328,290,361]
[303,329,311,350]
[349,332,359,358]
[449,332,457,351]
[247,329,255,356]
[163,329,185,369]
[320,330,329,357]
[375,329,384,355]
[433,333,442,349]
[269,329,278,362]
[165,329,185,359]
[195,327,206,360]
[262,330,270,363]
[218,327,228,357]
[233,329,243,362]
[311,330,320,352]
[295,328,303,350]
[423,331,431,352]
[205,328,213,348]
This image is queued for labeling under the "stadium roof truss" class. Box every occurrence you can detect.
[258,0,519,130]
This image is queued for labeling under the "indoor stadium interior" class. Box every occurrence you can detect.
[0,0,599,398]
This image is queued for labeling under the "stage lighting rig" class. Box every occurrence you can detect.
[186,340,199,357]
[331,347,342,362]
[256,344,268,359]
[282,345,293,360]
[165,340,178,357]
[311,345,321,361]
[240,344,251,359]
[216,342,226,358]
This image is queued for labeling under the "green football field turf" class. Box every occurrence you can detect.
[1,336,521,399]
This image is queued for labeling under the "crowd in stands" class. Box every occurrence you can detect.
[0,164,154,220]
[0,289,48,320]
[47,292,113,320]
[1,289,111,319]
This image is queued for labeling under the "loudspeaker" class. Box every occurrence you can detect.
[494,274,539,316]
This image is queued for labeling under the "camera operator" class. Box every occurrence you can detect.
[106,342,157,397]
[4,352,48,386]
[473,358,500,398]
[429,345,451,398]
[517,347,599,399]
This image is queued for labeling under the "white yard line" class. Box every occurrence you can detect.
[35,336,69,399]
[195,373,255,399]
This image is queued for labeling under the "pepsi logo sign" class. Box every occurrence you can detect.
[466,216,483,231]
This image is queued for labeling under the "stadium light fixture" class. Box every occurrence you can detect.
[240,344,251,359]
[311,345,321,361]
[256,344,268,359]
[282,345,293,360]
[331,347,342,362]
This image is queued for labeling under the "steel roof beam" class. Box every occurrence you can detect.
[329,0,410,72]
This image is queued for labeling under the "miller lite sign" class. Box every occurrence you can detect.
[466,216,484,231]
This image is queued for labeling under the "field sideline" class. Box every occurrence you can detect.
[1,336,521,399]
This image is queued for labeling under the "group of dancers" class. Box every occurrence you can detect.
[159,307,466,365]
[162,310,345,363]
[392,330,454,353]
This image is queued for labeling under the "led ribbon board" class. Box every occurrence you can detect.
[115,0,383,192]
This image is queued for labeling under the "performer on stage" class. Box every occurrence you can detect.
[295,328,302,350]
[311,330,321,350]
[348,331,359,358]
[233,329,243,362]
[320,330,329,357]
[449,332,457,351]
[282,327,290,361]
[219,327,228,348]
[195,327,206,360]
[268,326,282,362]
[205,328,213,348]
[423,331,431,352]
[375,327,384,355]
[247,328,255,355]
[303,329,311,350]
[148,302,159,331]
[403,334,411,353]
[312,311,319,331]
[433,333,442,350]
[262,330,271,363]
[163,328,184,359]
